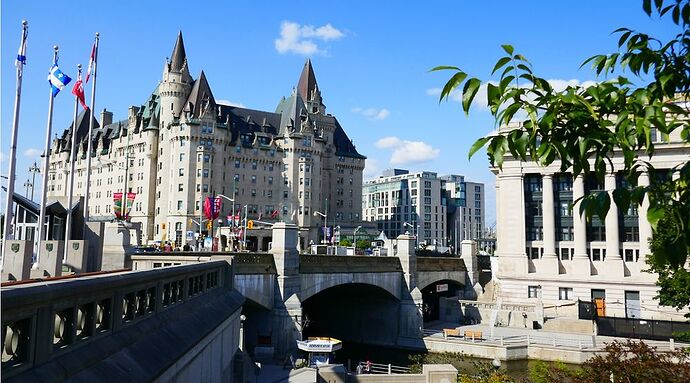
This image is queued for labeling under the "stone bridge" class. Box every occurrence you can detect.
[132,223,468,359]
[1,261,247,382]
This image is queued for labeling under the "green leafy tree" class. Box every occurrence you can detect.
[434,0,689,311]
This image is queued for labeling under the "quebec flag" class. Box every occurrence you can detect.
[48,61,71,97]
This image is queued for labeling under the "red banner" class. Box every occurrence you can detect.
[203,196,221,220]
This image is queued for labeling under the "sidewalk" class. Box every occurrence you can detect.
[255,363,316,383]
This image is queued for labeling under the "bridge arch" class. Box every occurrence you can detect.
[416,271,465,293]
[299,271,402,302]
[419,278,464,322]
[301,282,401,346]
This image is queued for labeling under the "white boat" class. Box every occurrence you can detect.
[296,337,342,366]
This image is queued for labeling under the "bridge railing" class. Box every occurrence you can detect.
[1,260,231,380]
[299,254,403,273]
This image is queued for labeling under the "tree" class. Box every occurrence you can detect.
[434,0,689,312]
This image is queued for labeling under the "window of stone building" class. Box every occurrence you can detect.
[178,184,183,192]
[203,184,208,193]
[559,287,573,300]
[251,189,256,196]
[528,285,539,298]
[178,168,184,176]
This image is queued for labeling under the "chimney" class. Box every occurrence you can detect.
[101,108,113,126]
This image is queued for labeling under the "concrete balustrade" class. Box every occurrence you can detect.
[1,260,241,382]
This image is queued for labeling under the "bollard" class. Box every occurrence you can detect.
[670,338,675,351]
[388,363,392,375]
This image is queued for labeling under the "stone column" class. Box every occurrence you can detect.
[396,233,417,289]
[495,172,527,277]
[64,240,88,273]
[1,240,33,281]
[603,172,624,278]
[461,240,479,299]
[37,240,64,277]
[541,174,559,274]
[270,222,302,359]
[638,172,652,258]
[572,175,590,276]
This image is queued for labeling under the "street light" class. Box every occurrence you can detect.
[353,225,362,253]
[28,161,40,200]
[217,194,235,251]
[314,210,327,244]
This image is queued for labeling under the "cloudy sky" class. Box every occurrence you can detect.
[0,1,678,226]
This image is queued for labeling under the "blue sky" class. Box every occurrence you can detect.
[1,1,678,226]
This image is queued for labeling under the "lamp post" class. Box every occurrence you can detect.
[353,225,362,253]
[217,194,235,251]
[314,210,327,244]
[28,161,40,200]
[22,179,32,198]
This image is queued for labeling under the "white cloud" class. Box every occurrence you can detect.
[23,148,42,158]
[275,21,345,55]
[428,78,597,110]
[352,107,390,120]
[363,158,382,180]
[216,99,245,108]
[375,136,440,166]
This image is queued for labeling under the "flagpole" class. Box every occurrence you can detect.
[36,46,60,265]
[64,64,82,261]
[83,33,99,227]
[2,21,27,262]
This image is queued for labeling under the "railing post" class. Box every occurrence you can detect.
[670,338,675,351]
[388,363,392,375]
[527,334,530,345]
[578,339,582,349]
[500,335,504,346]
[552,336,556,347]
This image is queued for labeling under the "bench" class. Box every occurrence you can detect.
[443,328,460,338]
[464,330,483,340]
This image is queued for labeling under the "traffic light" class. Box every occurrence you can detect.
[247,220,254,229]
[206,221,212,230]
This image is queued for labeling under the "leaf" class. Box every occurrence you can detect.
[468,136,490,160]
[438,71,467,103]
[462,78,482,114]
[618,30,632,47]
[492,57,512,75]
[643,0,652,16]
[501,44,514,55]
[612,188,631,215]
[647,206,666,230]
[429,65,461,72]
[486,83,500,112]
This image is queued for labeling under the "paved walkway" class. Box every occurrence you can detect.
[255,363,316,383]
[423,320,684,351]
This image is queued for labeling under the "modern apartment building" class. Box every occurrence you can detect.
[494,120,690,321]
[46,33,365,249]
[362,169,484,252]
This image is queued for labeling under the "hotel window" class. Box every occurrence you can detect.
[528,286,540,298]
[251,175,257,183]
[530,247,540,259]
[559,202,572,216]
[179,153,185,162]
[178,184,183,192]
[560,248,571,260]
[203,169,209,178]
[178,168,184,176]
[177,201,183,210]
[559,287,573,300]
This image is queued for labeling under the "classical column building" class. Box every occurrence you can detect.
[46,33,365,250]
[494,119,690,321]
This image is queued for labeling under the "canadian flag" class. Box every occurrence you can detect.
[71,72,87,110]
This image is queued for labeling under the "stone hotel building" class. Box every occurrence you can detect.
[46,33,365,249]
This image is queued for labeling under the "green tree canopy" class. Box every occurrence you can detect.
[435,0,689,312]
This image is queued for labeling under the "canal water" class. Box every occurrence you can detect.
[328,341,565,379]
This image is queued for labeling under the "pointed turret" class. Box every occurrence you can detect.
[297,59,325,114]
[184,70,216,119]
[170,31,187,72]
[278,89,309,135]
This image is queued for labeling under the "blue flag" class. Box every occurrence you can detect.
[48,60,71,97]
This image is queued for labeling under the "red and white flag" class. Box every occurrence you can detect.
[85,41,96,83]
[72,71,87,109]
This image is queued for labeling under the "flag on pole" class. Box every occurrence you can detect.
[270,209,279,219]
[71,71,87,109]
[48,59,71,97]
[85,41,95,83]
[15,23,28,74]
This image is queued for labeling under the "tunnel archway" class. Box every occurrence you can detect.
[301,283,400,346]
[420,279,463,322]
[241,299,273,357]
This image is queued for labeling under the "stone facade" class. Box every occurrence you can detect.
[494,119,690,321]
[46,33,365,249]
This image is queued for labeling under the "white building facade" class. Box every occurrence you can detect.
[495,122,690,321]
[362,169,484,252]
[46,33,365,250]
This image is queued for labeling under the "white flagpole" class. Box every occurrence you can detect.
[64,64,82,261]
[35,46,59,265]
[2,21,28,262]
[83,33,99,227]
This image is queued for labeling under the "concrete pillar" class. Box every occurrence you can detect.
[398,287,424,349]
[542,174,556,257]
[64,240,88,273]
[572,175,591,276]
[271,222,300,299]
[101,222,135,271]
[461,240,479,299]
[604,172,624,278]
[2,240,33,281]
[396,233,417,289]
[638,172,652,258]
[495,172,527,277]
[270,223,302,359]
[38,240,64,277]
